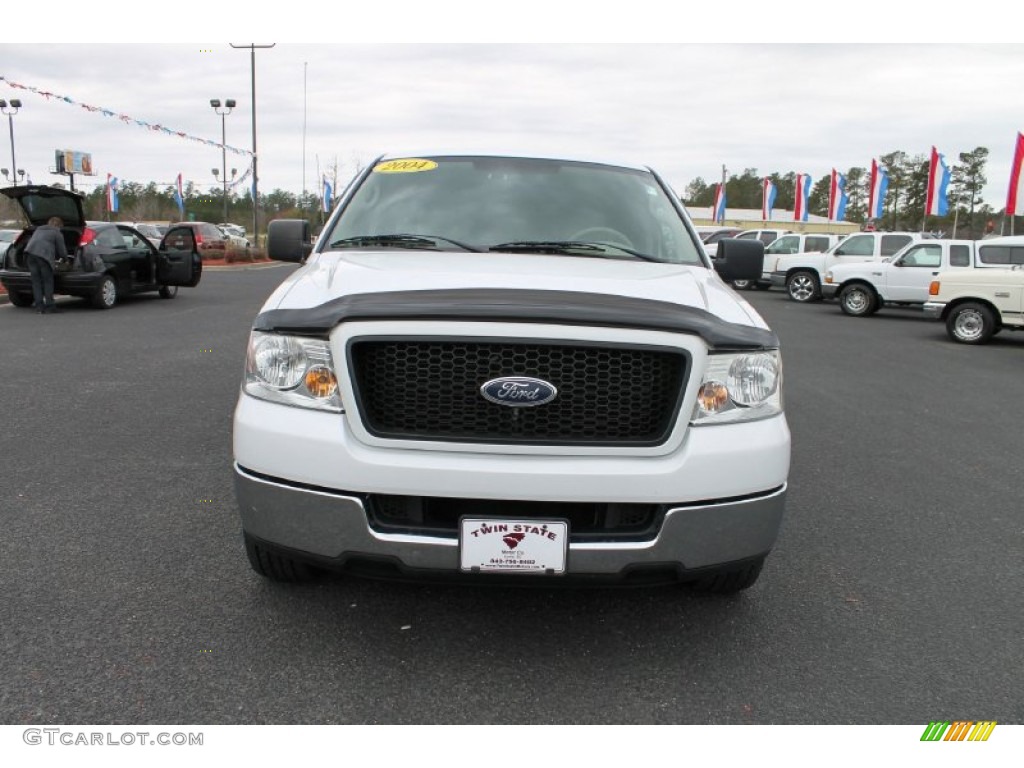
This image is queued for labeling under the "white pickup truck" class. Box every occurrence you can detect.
[923,237,1024,343]
[822,239,977,316]
[824,236,1024,316]
[756,232,842,290]
[770,231,927,302]
[233,152,791,594]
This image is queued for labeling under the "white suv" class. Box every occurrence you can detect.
[757,232,842,290]
[923,236,1024,343]
[233,152,790,593]
[822,239,999,316]
[770,231,927,302]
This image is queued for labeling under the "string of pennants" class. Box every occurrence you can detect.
[0,75,254,157]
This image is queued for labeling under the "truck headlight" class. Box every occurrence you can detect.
[244,331,342,412]
[691,351,783,425]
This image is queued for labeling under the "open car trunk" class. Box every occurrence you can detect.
[4,227,84,272]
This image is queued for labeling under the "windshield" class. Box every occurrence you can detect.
[766,235,799,254]
[703,230,739,245]
[324,156,704,265]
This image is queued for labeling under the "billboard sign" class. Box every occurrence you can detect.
[55,150,94,175]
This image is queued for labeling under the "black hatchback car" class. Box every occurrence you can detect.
[0,185,202,309]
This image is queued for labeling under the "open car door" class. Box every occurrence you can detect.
[157,226,202,287]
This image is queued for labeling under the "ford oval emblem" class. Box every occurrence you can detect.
[480,376,558,407]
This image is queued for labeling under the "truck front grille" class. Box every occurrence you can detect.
[348,339,688,445]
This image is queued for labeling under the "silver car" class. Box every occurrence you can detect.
[0,228,21,263]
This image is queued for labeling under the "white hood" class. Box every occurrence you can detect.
[262,251,769,329]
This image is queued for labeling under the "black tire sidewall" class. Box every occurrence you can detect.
[839,284,875,316]
[93,275,117,309]
[787,270,819,302]
[947,302,995,344]
[8,291,34,307]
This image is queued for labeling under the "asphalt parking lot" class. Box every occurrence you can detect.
[0,267,1020,725]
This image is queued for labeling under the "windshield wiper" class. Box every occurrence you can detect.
[489,240,662,262]
[329,234,482,252]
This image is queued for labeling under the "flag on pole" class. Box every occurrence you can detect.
[793,174,811,222]
[712,183,726,224]
[867,159,889,220]
[828,169,848,222]
[106,174,119,213]
[173,173,185,218]
[322,176,333,213]
[762,178,777,221]
[1005,132,1024,216]
[926,146,951,217]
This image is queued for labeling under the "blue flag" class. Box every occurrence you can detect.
[323,176,333,213]
[712,183,726,223]
[107,175,119,213]
[173,173,185,218]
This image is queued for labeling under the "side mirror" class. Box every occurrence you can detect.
[714,238,764,283]
[267,219,313,263]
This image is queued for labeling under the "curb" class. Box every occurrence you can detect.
[203,261,288,271]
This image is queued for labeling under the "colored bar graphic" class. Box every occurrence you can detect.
[921,721,950,741]
[944,721,972,741]
[920,720,996,742]
[969,722,997,741]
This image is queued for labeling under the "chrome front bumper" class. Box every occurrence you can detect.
[922,301,945,319]
[234,464,786,578]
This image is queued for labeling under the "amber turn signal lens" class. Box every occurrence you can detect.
[698,381,729,413]
[304,366,338,398]
[929,280,940,296]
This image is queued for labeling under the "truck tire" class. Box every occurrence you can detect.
[690,558,764,594]
[244,533,319,582]
[838,283,879,316]
[946,302,996,344]
[786,270,821,303]
[731,279,752,290]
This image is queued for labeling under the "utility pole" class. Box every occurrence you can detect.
[302,61,308,208]
[231,43,275,245]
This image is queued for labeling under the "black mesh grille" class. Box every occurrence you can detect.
[349,339,688,445]
[367,494,664,540]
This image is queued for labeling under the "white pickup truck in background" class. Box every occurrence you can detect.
[823,236,1024,316]
[823,239,974,316]
[770,231,928,302]
[757,232,842,290]
[923,236,1024,343]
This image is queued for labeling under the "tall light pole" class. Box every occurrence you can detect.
[210,98,236,225]
[0,99,22,186]
[302,61,307,206]
[231,43,275,245]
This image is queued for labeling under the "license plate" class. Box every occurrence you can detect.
[459,518,568,575]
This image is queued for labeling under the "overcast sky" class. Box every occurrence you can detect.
[2,12,1022,210]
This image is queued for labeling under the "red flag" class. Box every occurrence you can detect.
[1006,133,1024,216]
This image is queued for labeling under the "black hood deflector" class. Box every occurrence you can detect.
[253,288,779,350]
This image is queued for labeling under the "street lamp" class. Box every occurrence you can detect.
[210,98,236,225]
[0,98,22,186]
[231,44,276,245]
